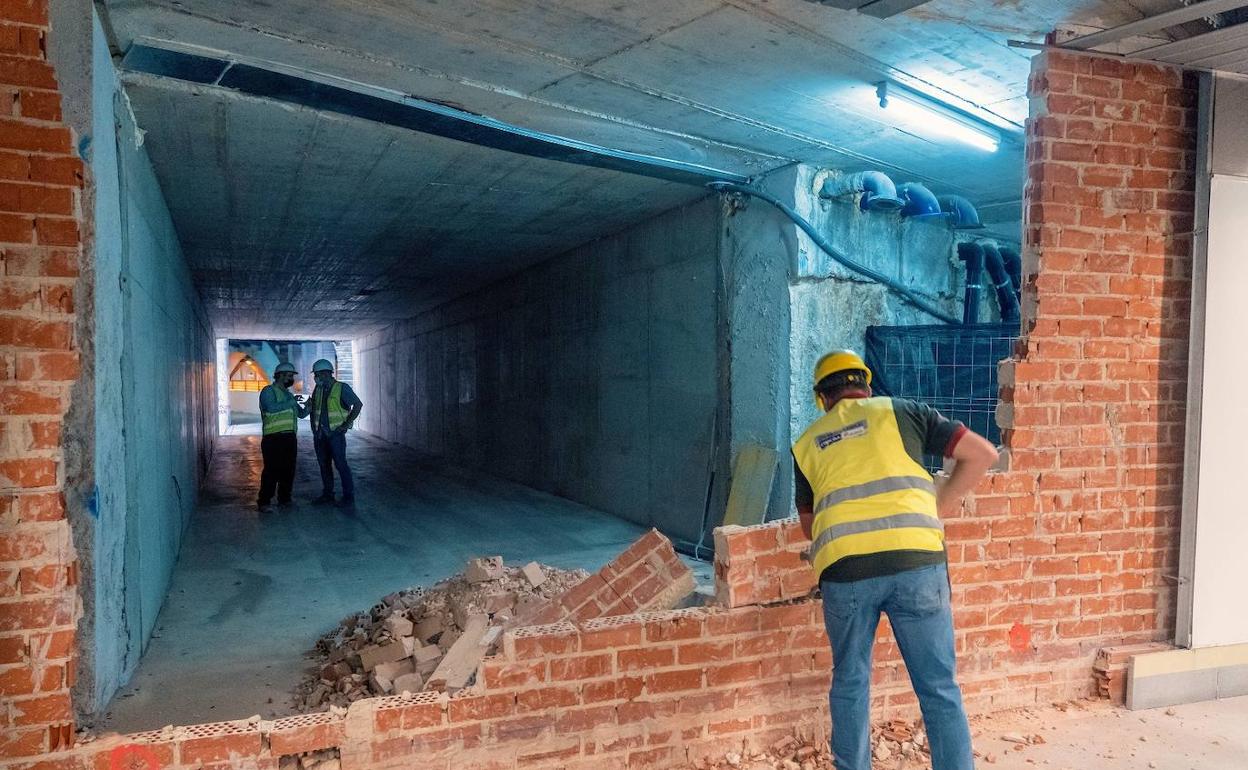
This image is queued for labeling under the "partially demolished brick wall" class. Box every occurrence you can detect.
[0,38,1198,770]
[525,530,698,625]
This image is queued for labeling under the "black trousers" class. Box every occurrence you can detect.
[259,432,297,504]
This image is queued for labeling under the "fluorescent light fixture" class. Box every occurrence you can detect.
[875,82,1000,153]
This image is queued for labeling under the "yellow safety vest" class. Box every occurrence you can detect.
[313,381,349,433]
[260,385,297,435]
[792,396,944,579]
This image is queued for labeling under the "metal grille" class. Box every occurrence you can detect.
[864,323,1020,471]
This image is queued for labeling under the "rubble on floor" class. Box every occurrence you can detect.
[293,559,588,711]
[682,721,930,770]
[293,529,699,712]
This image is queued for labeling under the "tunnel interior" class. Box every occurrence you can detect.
[67,0,1031,732]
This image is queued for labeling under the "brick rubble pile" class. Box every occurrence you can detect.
[293,558,587,710]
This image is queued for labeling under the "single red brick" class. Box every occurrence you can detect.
[0,181,72,215]
[644,668,702,694]
[0,118,67,153]
[32,216,77,246]
[516,684,580,712]
[549,653,612,681]
[0,664,35,695]
[179,731,262,764]
[552,705,616,734]
[447,692,514,722]
[16,351,77,381]
[578,622,642,651]
[10,691,69,725]
[17,89,59,122]
[617,647,673,672]
[0,529,52,560]
[705,660,763,686]
[0,280,39,311]
[16,492,63,521]
[268,719,345,755]
[0,598,62,632]
[0,316,71,349]
[0,725,45,758]
[676,640,733,665]
[479,659,545,689]
[18,564,60,594]
[0,211,32,241]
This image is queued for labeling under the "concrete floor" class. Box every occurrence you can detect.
[97,427,661,733]
[969,696,1248,770]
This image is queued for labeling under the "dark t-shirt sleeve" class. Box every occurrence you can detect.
[892,398,966,460]
[792,453,814,509]
[339,383,363,410]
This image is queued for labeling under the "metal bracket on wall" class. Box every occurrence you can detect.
[118,38,751,188]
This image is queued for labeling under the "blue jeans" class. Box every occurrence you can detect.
[313,430,354,499]
[820,563,973,770]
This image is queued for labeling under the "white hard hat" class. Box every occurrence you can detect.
[274,362,297,375]
[311,359,334,373]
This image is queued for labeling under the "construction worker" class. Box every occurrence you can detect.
[308,358,363,506]
[257,361,309,513]
[792,350,998,770]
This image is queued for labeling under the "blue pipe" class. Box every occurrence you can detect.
[939,195,987,230]
[819,170,905,212]
[981,243,1021,322]
[709,182,959,325]
[897,182,944,219]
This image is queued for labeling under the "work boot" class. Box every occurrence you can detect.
[277,500,294,509]
[311,494,334,505]
[257,502,273,513]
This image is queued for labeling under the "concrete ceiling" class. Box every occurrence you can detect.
[102,0,1193,338]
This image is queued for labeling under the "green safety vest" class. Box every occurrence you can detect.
[313,381,349,433]
[260,385,298,435]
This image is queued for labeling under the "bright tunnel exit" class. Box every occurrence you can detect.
[216,338,354,436]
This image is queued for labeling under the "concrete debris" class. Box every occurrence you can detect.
[294,559,588,711]
[464,556,506,583]
[521,561,546,588]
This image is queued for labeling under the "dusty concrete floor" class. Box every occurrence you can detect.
[968,696,1248,769]
[97,427,675,733]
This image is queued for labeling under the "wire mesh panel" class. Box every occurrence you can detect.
[864,323,1020,471]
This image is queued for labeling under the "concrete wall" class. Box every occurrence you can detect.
[357,198,721,545]
[786,165,994,436]
[87,10,215,713]
[715,165,1004,521]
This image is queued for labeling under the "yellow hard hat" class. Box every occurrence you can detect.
[813,350,872,405]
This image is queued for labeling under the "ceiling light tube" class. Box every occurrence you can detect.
[875,82,1001,153]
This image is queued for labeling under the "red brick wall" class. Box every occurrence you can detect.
[717,47,1196,714]
[0,39,1197,770]
[0,0,82,762]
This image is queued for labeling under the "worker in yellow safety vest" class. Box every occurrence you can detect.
[309,358,363,506]
[792,350,999,770]
[257,361,309,513]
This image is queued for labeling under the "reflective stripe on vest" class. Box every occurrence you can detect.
[261,386,297,435]
[314,382,348,432]
[792,397,944,579]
